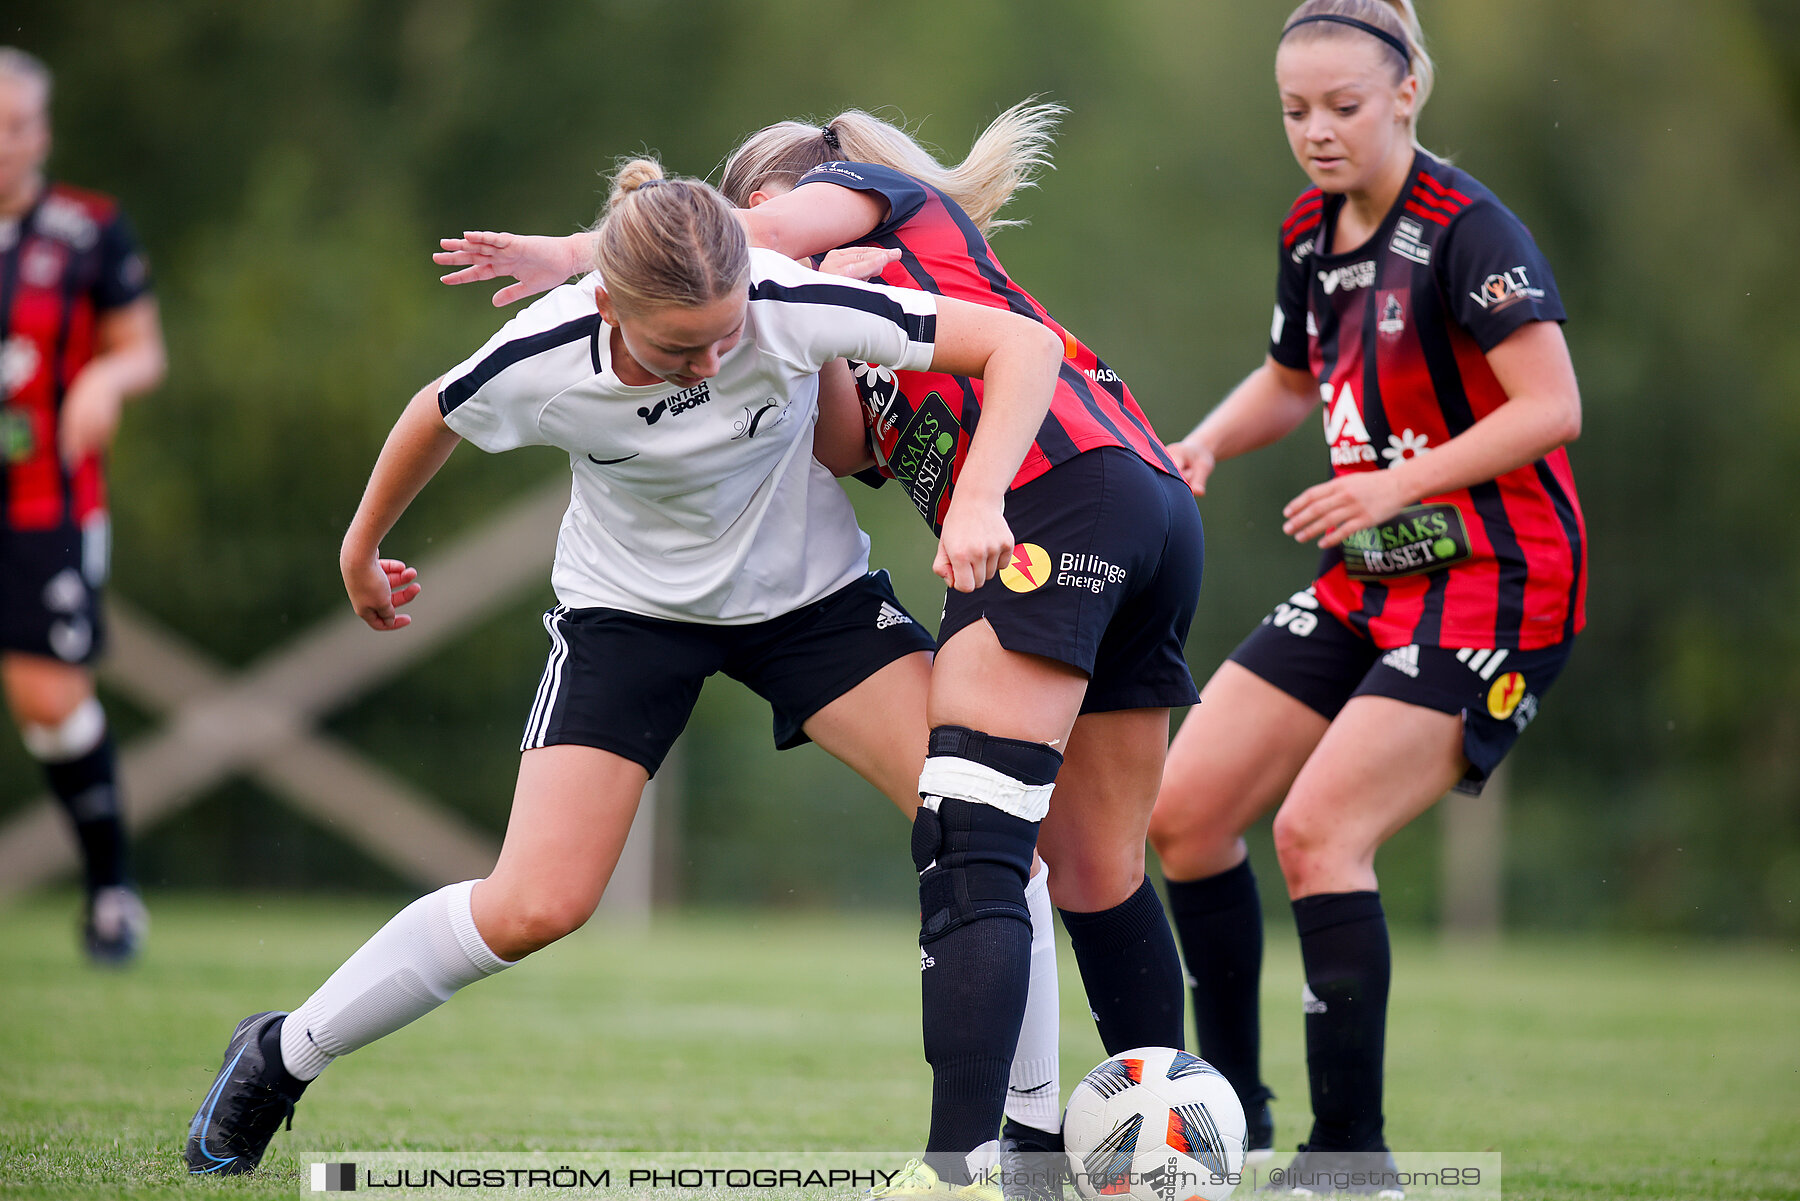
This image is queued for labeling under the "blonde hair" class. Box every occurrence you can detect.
[1279,0,1435,145]
[592,157,749,316]
[720,99,1064,235]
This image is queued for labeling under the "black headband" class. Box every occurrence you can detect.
[821,125,841,151]
[1281,14,1410,64]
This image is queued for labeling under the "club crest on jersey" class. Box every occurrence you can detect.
[1469,266,1545,314]
[731,399,781,440]
[637,380,712,425]
[1318,260,1375,294]
[1322,381,1376,466]
[22,242,66,289]
[1377,292,1407,338]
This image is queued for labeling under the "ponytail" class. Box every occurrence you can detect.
[721,98,1064,235]
[592,157,749,315]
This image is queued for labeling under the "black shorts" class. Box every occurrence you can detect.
[1228,584,1574,794]
[939,447,1204,714]
[522,570,936,776]
[0,518,109,665]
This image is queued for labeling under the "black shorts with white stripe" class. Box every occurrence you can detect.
[522,570,936,776]
[1227,585,1574,795]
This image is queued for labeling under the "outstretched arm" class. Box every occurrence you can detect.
[340,378,463,629]
[435,231,598,306]
[435,183,890,305]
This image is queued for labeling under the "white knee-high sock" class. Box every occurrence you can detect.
[1006,864,1063,1133]
[279,880,514,1081]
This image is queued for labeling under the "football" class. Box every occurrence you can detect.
[1063,1047,1248,1201]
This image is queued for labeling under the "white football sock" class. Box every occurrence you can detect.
[1006,863,1063,1133]
[278,880,513,1081]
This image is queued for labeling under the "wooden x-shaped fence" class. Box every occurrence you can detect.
[0,481,659,915]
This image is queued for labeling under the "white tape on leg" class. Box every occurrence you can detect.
[918,755,1055,822]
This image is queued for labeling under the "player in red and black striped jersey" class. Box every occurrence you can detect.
[731,121,1206,1191]
[437,103,1205,1189]
[1273,160,1584,651]
[1145,1,1585,1182]
[0,48,165,963]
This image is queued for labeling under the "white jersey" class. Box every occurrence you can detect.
[438,248,938,624]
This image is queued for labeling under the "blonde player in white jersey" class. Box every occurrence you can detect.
[183,158,1066,1176]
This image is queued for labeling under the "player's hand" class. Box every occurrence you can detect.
[343,554,422,631]
[57,366,125,466]
[817,246,901,281]
[434,231,586,306]
[1166,436,1217,497]
[1282,471,1409,548]
[933,494,1014,593]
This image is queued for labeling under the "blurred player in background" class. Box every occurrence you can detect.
[440,101,1206,1198]
[1146,0,1585,1190]
[0,47,165,963]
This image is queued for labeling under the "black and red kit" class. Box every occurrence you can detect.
[1270,152,1586,652]
[1,182,150,530]
[0,183,151,664]
[794,161,1202,714]
[794,161,1180,531]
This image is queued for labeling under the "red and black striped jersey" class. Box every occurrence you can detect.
[1270,152,1586,651]
[795,162,1178,533]
[1,182,151,530]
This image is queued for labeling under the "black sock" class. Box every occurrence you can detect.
[1165,860,1272,1114]
[1059,876,1186,1054]
[258,1018,309,1097]
[43,735,128,892]
[922,915,1032,1183]
[1293,891,1389,1151]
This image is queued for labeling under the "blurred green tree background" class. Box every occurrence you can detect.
[2,1,1795,935]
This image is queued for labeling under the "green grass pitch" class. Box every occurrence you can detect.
[0,893,1795,1200]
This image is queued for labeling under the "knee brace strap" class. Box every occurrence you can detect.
[20,697,106,763]
[928,725,1063,785]
[913,798,1038,945]
[919,726,1062,825]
